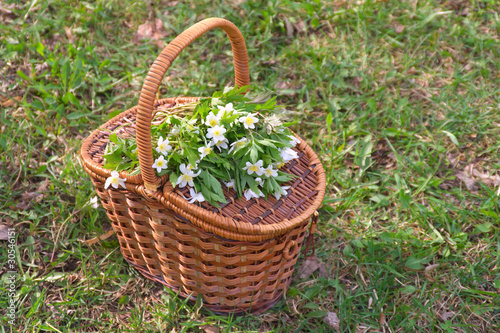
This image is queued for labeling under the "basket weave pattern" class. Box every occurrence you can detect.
[80,18,326,314]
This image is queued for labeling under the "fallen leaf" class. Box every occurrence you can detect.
[22,191,43,202]
[64,26,74,43]
[283,16,294,38]
[395,25,405,34]
[379,312,386,326]
[439,311,455,321]
[424,263,439,282]
[455,171,478,191]
[323,312,340,331]
[296,256,328,279]
[274,81,295,90]
[134,18,167,48]
[0,224,10,241]
[200,325,219,333]
[83,229,115,246]
[1,96,22,107]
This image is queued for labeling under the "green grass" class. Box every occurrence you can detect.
[1,0,500,332]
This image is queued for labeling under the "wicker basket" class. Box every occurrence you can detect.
[80,18,326,314]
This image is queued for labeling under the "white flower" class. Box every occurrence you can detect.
[105,171,127,189]
[254,177,264,187]
[177,163,201,188]
[239,113,259,129]
[186,119,199,134]
[171,125,181,135]
[90,196,99,208]
[288,135,301,147]
[155,136,172,155]
[228,137,248,154]
[211,97,223,107]
[205,111,221,127]
[244,188,264,201]
[264,115,283,134]
[186,163,198,171]
[217,103,235,118]
[186,188,205,204]
[263,165,278,178]
[213,138,229,152]
[274,186,290,200]
[198,144,213,159]
[152,156,168,173]
[496,185,500,196]
[279,147,299,162]
[225,179,235,189]
[223,86,233,94]
[206,125,226,142]
[243,160,264,176]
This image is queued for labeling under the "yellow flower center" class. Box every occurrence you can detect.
[214,129,221,136]
[249,165,259,172]
[245,118,254,125]
[237,141,246,147]
[210,119,218,127]
[181,175,192,182]
[204,147,212,154]
[265,169,273,176]
[158,161,164,167]
[277,162,285,168]
[111,177,119,185]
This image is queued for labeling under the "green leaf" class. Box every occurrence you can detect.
[405,255,431,270]
[17,70,31,82]
[442,130,459,146]
[307,310,328,318]
[61,61,71,90]
[35,42,45,57]
[401,285,416,294]
[474,223,493,234]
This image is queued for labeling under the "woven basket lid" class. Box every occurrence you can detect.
[80,18,326,242]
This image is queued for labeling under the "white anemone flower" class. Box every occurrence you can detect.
[155,136,172,155]
[224,179,235,189]
[152,155,168,173]
[171,124,181,135]
[239,113,259,129]
[244,188,264,201]
[177,163,201,188]
[279,147,299,162]
[223,86,233,94]
[105,171,127,189]
[243,160,264,176]
[214,138,229,152]
[254,177,265,187]
[206,125,226,142]
[198,144,213,159]
[90,196,99,208]
[228,137,247,154]
[288,135,301,147]
[186,188,205,204]
[263,165,278,178]
[205,111,221,127]
[274,186,291,200]
[186,119,199,134]
[217,103,235,118]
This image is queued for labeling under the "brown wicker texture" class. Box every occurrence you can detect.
[80,18,326,314]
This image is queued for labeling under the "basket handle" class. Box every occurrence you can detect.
[136,18,250,191]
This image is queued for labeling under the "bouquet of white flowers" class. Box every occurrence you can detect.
[102,86,301,207]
